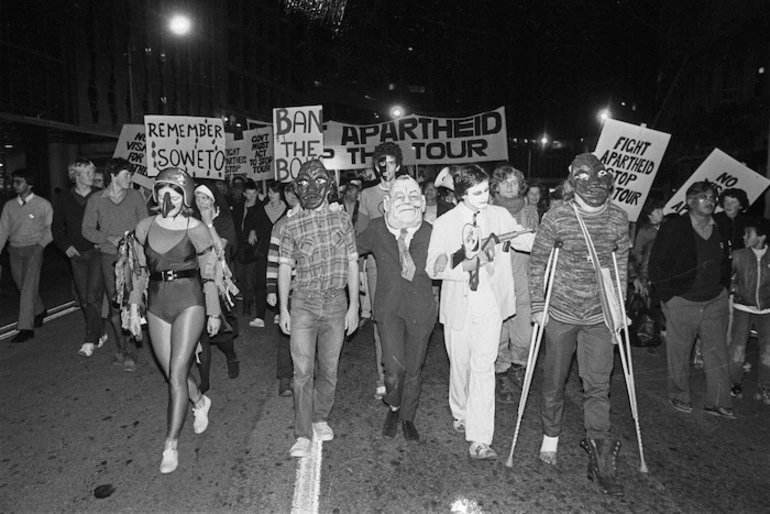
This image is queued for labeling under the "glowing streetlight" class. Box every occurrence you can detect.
[169,14,192,36]
[540,135,549,146]
[389,105,405,119]
[598,109,611,122]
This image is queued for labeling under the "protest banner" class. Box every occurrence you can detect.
[246,127,274,181]
[273,105,323,182]
[225,128,274,182]
[664,148,770,216]
[144,116,226,178]
[225,132,249,181]
[322,107,507,170]
[112,124,147,177]
[594,119,671,222]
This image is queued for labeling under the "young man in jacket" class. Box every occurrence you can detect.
[728,217,770,405]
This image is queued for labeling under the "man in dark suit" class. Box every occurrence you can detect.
[357,175,435,442]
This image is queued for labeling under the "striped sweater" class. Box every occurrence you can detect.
[528,202,629,325]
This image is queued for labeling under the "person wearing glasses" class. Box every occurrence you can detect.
[649,181,735,419]
[82,158,147,372]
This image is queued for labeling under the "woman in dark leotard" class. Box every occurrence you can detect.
[127,168,221,474]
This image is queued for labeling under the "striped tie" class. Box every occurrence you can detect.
[398,229,416,282]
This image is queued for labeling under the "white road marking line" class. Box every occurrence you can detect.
[291,438,323,514]
[0,301,79,340]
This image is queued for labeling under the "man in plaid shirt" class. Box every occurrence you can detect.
[278,159,359,458]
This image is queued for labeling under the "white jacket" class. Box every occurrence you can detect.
[426,203,535,330]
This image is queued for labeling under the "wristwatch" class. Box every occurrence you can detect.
[206,222,214,229]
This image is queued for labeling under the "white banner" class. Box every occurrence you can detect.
[144,116,226,178]
[273,105,324,182]
[112,124,147,176]
[322,107,508,170]
[245,127,274,181]
[594,119,671,222]
[225,133,250,181]
[664,148,770,216]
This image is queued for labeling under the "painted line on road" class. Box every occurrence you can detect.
[291,438,322,514]
[0,301,79,340]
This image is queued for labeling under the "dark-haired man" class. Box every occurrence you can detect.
[650,181,734,419]
[82,158,147,372]
[0,168,53,343]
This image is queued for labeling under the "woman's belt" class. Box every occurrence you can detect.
[150,269,199,282]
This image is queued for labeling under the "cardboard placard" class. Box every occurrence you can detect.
[112,124,147,176]
[145,116,226,178]
[273,105,324,182]
[594,119,671,222]
[664,148,770,216]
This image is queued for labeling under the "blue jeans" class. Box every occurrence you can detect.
[70,248,104,344]
[100,252,135,360]
[290,289,347,439]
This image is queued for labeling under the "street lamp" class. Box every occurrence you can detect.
[389,105,404,119]
[540,135,549,146]
[169,14,192,36]
[598,109,611,123]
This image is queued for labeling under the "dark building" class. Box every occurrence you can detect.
[654,0,770,211]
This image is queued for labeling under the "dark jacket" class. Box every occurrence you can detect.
[52,187,98,253]
[356,217,434,324]
[649,213,730,302]
[731,247,770,310]
[232,201,271,259]
[715,211,747,254]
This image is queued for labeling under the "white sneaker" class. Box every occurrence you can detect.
[452,419,465,434]
[78,343,95,357]
[313,421,334,442]
[374,385,386,400]
[98,333,108,348]
[160,441,178,474]
[192,395,211,434]
[249,318,265,328]
[290,437,312,458]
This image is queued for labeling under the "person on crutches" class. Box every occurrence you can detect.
[528,153,630,496]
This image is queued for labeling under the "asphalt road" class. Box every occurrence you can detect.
[2,295,770,513]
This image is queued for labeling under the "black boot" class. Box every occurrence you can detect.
[580,438,624,496]
[495,372,516,404]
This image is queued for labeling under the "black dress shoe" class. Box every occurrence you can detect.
[402,421,420,442]
[11,330,34,343]
[227,358,240,379]
[382,409,400,438]
[34,310,48,328]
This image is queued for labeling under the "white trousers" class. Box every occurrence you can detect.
[444,284,502,445]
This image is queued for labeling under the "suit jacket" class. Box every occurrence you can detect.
[357,217,434,324]
[426,203,535,330]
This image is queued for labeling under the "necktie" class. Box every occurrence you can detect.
[397,229,416,282]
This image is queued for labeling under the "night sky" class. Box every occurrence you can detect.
[306,0,661,139]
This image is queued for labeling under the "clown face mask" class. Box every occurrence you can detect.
[569,153,613,208]
[384,177,425,230]
[295,162,331,210]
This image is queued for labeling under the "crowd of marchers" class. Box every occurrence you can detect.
[1,144,768,496]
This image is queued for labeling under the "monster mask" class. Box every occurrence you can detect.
[384,176,425,230]
[569,153,613,208]
[295,160,331,210]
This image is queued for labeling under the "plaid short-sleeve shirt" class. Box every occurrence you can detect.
[279,203,358,293]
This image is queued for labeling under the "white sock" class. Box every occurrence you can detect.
[540,435,559,454]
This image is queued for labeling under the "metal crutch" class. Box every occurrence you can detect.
[506,240,562,468]
[611,247,649,473]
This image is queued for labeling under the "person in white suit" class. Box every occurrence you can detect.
[426,163,535,460]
